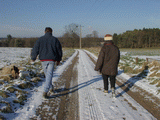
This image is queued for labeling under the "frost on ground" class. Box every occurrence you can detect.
[0,47,75,120]
[0,47,32,69]
[0,47,159,120]
[78,50,156,120]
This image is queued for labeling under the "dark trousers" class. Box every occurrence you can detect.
[102,74,116,90]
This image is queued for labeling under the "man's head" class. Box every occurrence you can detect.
[45,27,52,33]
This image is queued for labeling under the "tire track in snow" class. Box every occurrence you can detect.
[78,49,130,120]
[78,49,156,120]
[78,49,105,120]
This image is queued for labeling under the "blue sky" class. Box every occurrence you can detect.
[0,0,160,38]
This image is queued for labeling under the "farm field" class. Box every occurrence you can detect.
[85,47,160,59]
[0,47,160,120]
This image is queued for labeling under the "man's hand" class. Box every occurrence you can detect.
[30,60,35,65]
[56,61,60,66]
[31,60,35,62]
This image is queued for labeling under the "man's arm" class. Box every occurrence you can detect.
[95,47,104,72]
[31,40,39,61]
[56,39,63,61]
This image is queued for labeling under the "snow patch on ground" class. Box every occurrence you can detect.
[0,48,158,120]
[12,50,78,120]
[78,50,156,120]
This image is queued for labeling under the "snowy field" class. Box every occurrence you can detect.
[0,47,159,120]
[120,48,160,61]
[0,47,31,69]
[132,55,160,62]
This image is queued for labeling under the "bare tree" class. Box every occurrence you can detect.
[64,23,80,38]
[62,23,80,48]
[92,30,98,38]
[86,34,92,38]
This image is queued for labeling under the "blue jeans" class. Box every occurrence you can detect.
[41,61,55,93]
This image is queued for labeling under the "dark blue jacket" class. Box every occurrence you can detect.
[31,32,62,61]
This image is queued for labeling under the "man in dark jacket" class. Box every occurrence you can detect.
[95,34,120,97]
[31,27,62,98]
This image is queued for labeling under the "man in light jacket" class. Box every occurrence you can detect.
[31,27,62,98]
[95,34,120,97]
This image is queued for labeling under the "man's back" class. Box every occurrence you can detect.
[103,44,120,65]
[31,32,62,61]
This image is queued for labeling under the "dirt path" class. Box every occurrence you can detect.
[86,50,160,120]
[31,52,79,120]
[30,50,159,120]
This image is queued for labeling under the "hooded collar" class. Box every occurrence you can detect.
[45,32,52,36]
[104,41,113,46]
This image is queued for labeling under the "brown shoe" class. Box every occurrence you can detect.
[43,92,48,98]
[111,88,116,98]
[104,90,108,93]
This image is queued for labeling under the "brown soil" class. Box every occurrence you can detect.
[116,79,160,120]
[31,52,79,120]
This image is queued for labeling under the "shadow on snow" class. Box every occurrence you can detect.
[116,66,149,98]
[48,75,102,99]
[48,66,149,99]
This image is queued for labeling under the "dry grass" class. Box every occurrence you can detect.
[1,106,13,113]
[150,67,159,72]
[149,72,160,77]
[158,89,160,94]
[0,75,12,82]
[156,73,160,77]
[0,80,4,85]
[119,55,160,79]
[17,94,27,105]
[148,61,160,77]
[62,48,75,62]
[150,80,160,87]
[149,71,158,77]
[0,65,20,81]
[7,86,28,95]
[156,82,160,87]
[18,82,34,89]
[119,61,148,75]
[0,101,13,113]
[7,87,16,93]
[31,77,42,83]
[1,66,13,75]
[83,47,101,57]
[148,61,160,68]
[0,91,10,98]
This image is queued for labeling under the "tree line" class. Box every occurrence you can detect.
[0,34,102,48]
[113,28,160,48]
[0,25,160,48]
[0,23,103,48]
[0,36,38,47]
